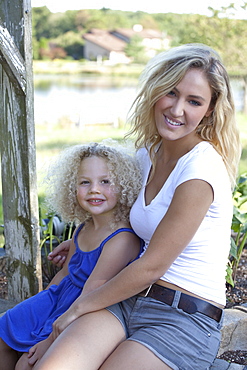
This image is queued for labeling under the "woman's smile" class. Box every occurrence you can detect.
[164,115,184,127]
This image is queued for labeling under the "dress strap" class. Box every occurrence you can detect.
[73,223,84,249]
[100,228,144,258]
[100,228,135,246]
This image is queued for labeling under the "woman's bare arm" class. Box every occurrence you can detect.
[52,179,213,337]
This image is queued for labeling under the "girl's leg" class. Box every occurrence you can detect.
[34,309,126,370]
[100,340,172,370]
[15,353,32,370]
[0,338,19,370]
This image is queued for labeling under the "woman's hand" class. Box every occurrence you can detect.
[48,239,71,268]
[51,307,78,340]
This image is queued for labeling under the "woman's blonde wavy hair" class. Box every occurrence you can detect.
[127,43,241,186]
[44,142,142,226]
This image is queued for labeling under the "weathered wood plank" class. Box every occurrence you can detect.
[0,0,42,302]
[1,68,41,300]
[0,25,26,94]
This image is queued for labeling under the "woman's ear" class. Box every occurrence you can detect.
[205,110,213,118]
[205,106,214,118]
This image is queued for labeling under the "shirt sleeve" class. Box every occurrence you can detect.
[174,144,229,196]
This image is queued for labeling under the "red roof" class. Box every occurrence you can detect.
[113,28,163,39]
[83,29,127,52]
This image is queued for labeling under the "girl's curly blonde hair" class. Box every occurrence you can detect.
[44,142,142,225]
[127,43,241,187]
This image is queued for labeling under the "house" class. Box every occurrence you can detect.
[83,26,170,64]
[111,25,170,59]
[83,29,130,64]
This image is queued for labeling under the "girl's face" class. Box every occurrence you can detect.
[154,68,213,144]
[76,156,119,218]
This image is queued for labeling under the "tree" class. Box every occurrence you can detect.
[53,31,85,60]
[48,10,78,38]
[48,45,67,60]
[38,37,49,60]
[125,35,147,64]
[75,9,91,31]
[136,13,160,30]
[32,6,52,40]
[31,3,247,91]
[101,10,131,29]
[80,9,108,30]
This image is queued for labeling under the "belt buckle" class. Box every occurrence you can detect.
[144,285,152,297]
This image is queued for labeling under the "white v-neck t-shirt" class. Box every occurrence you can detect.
[130,142,233,305]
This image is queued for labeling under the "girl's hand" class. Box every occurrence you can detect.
[28,335,53,365]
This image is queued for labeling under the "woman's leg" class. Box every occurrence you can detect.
[100,340,172,370]
[0,338,19,370]
[34,309,126,370]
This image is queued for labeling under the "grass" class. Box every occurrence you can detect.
[0,121,132,247]
[237,113,247,175]
[1,113,247,247]
[35,121,131,185]
[33,60,144,78]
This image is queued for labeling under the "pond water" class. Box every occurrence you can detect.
[34,74,245,126]
[34,74,139,126]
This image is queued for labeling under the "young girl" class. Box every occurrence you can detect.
[0,142,144,370]
[34,44,241,370]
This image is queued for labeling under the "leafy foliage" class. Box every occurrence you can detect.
[52,31,85,60]
[125,35,148,64]
[40,212,75,284]
[227,173,247,286]
[31,3,247,74]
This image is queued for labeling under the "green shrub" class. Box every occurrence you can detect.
[227,173,247,286]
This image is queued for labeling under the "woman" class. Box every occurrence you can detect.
[34,44,241,370]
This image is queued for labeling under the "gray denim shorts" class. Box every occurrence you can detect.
[106,291,224,370]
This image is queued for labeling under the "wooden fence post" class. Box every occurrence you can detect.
[0,0,42,302]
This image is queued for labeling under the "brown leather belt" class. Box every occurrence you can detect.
[140,283,223,323]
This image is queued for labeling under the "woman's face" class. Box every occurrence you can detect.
[154,68,213,143]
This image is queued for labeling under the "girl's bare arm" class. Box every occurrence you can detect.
[52,179,213,337]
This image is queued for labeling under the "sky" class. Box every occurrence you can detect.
[31,0,247,19]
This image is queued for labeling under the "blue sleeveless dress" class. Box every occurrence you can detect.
[0,224,143,352]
